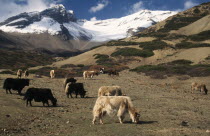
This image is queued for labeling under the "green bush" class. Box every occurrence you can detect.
[205,56,210,60]
[189,30,210,41]
[77,64,85,67]
[111,48,154,58]
[93,54,117,67]
[159,16,204,32]
[105,41,140,46]
[130,65,167,72]
[130,61,210,78]
[176,42,210,49]
[139,40,168,51]
[0,70,15,74]
[166,59,193,65]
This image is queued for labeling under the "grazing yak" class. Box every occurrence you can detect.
[99,68,119,76]
[3,78,30,95]
[98,86,123,97]
[50,70,55,79]
[24,70,29,78]
[83,71,99,79]
[65,82,86,98]
[24,88,57,107]
[17,69,23,78]
[63,77,77,89]
[191,82,208,95]
[92,96,140,124]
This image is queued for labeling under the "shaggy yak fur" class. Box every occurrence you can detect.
[98,86,122,97]
[3,78,30,95]
[191,82,208,95]
[92,96,140,124]
[24,88,57,107]
[63,78,77,89]
[65,83,86,98]
[50,70,55,79]
[83,71,98,79]
[17,69,23,78]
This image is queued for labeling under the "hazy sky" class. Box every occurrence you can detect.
[0,0,209,21]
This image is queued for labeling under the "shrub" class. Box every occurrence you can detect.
[93,54,114,65]
[130,65,167,72]
[77,64,85,67]
[166,59,193,65]
[105,41,140,46]
[111,48,154,58]
[130,61,210,78]
[0,70,15,75]
[193,8,200,14]
[61,64,76,68]
[139,40,169,51]
[159,16,204,32]
[205,56,210,60]
[189,30,210,41]
[176,42,210,49]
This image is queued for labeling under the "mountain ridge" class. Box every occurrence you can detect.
[0,4,177,51]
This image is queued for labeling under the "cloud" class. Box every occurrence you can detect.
[129,1,145,14]
[90,17,97,21]
[89,0,109,13]
[0,0,59,22]
[184,0,198,9]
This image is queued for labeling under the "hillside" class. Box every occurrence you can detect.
[48,2,210,79]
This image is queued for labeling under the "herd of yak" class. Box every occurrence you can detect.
[1,68,208,124]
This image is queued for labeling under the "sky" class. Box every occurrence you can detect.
[0,0,209,22]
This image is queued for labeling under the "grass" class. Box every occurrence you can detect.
[111,48,154,58]
[130,59,210,78]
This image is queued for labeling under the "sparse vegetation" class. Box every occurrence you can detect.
[131,59,210,78]
[0,49,54,69]
[176,42,210,49]
[0,70,15,75]
[139,40,169,51]
[159,16,204,32]
[77,64,85,67]
[136,32,168,38]
[93,54,115,66]
[111,47,154,58]
[60,64,77,68]
[165,59,193,65]
[105,41,140,46]
[189,30,210,41]
[205,56,210,60]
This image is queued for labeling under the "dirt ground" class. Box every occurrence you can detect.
[0,71,210,136]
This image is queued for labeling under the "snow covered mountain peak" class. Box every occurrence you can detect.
[82,10,177,41]
[0,5,177,43]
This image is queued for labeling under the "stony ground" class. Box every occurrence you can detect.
[0,71,210,136]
